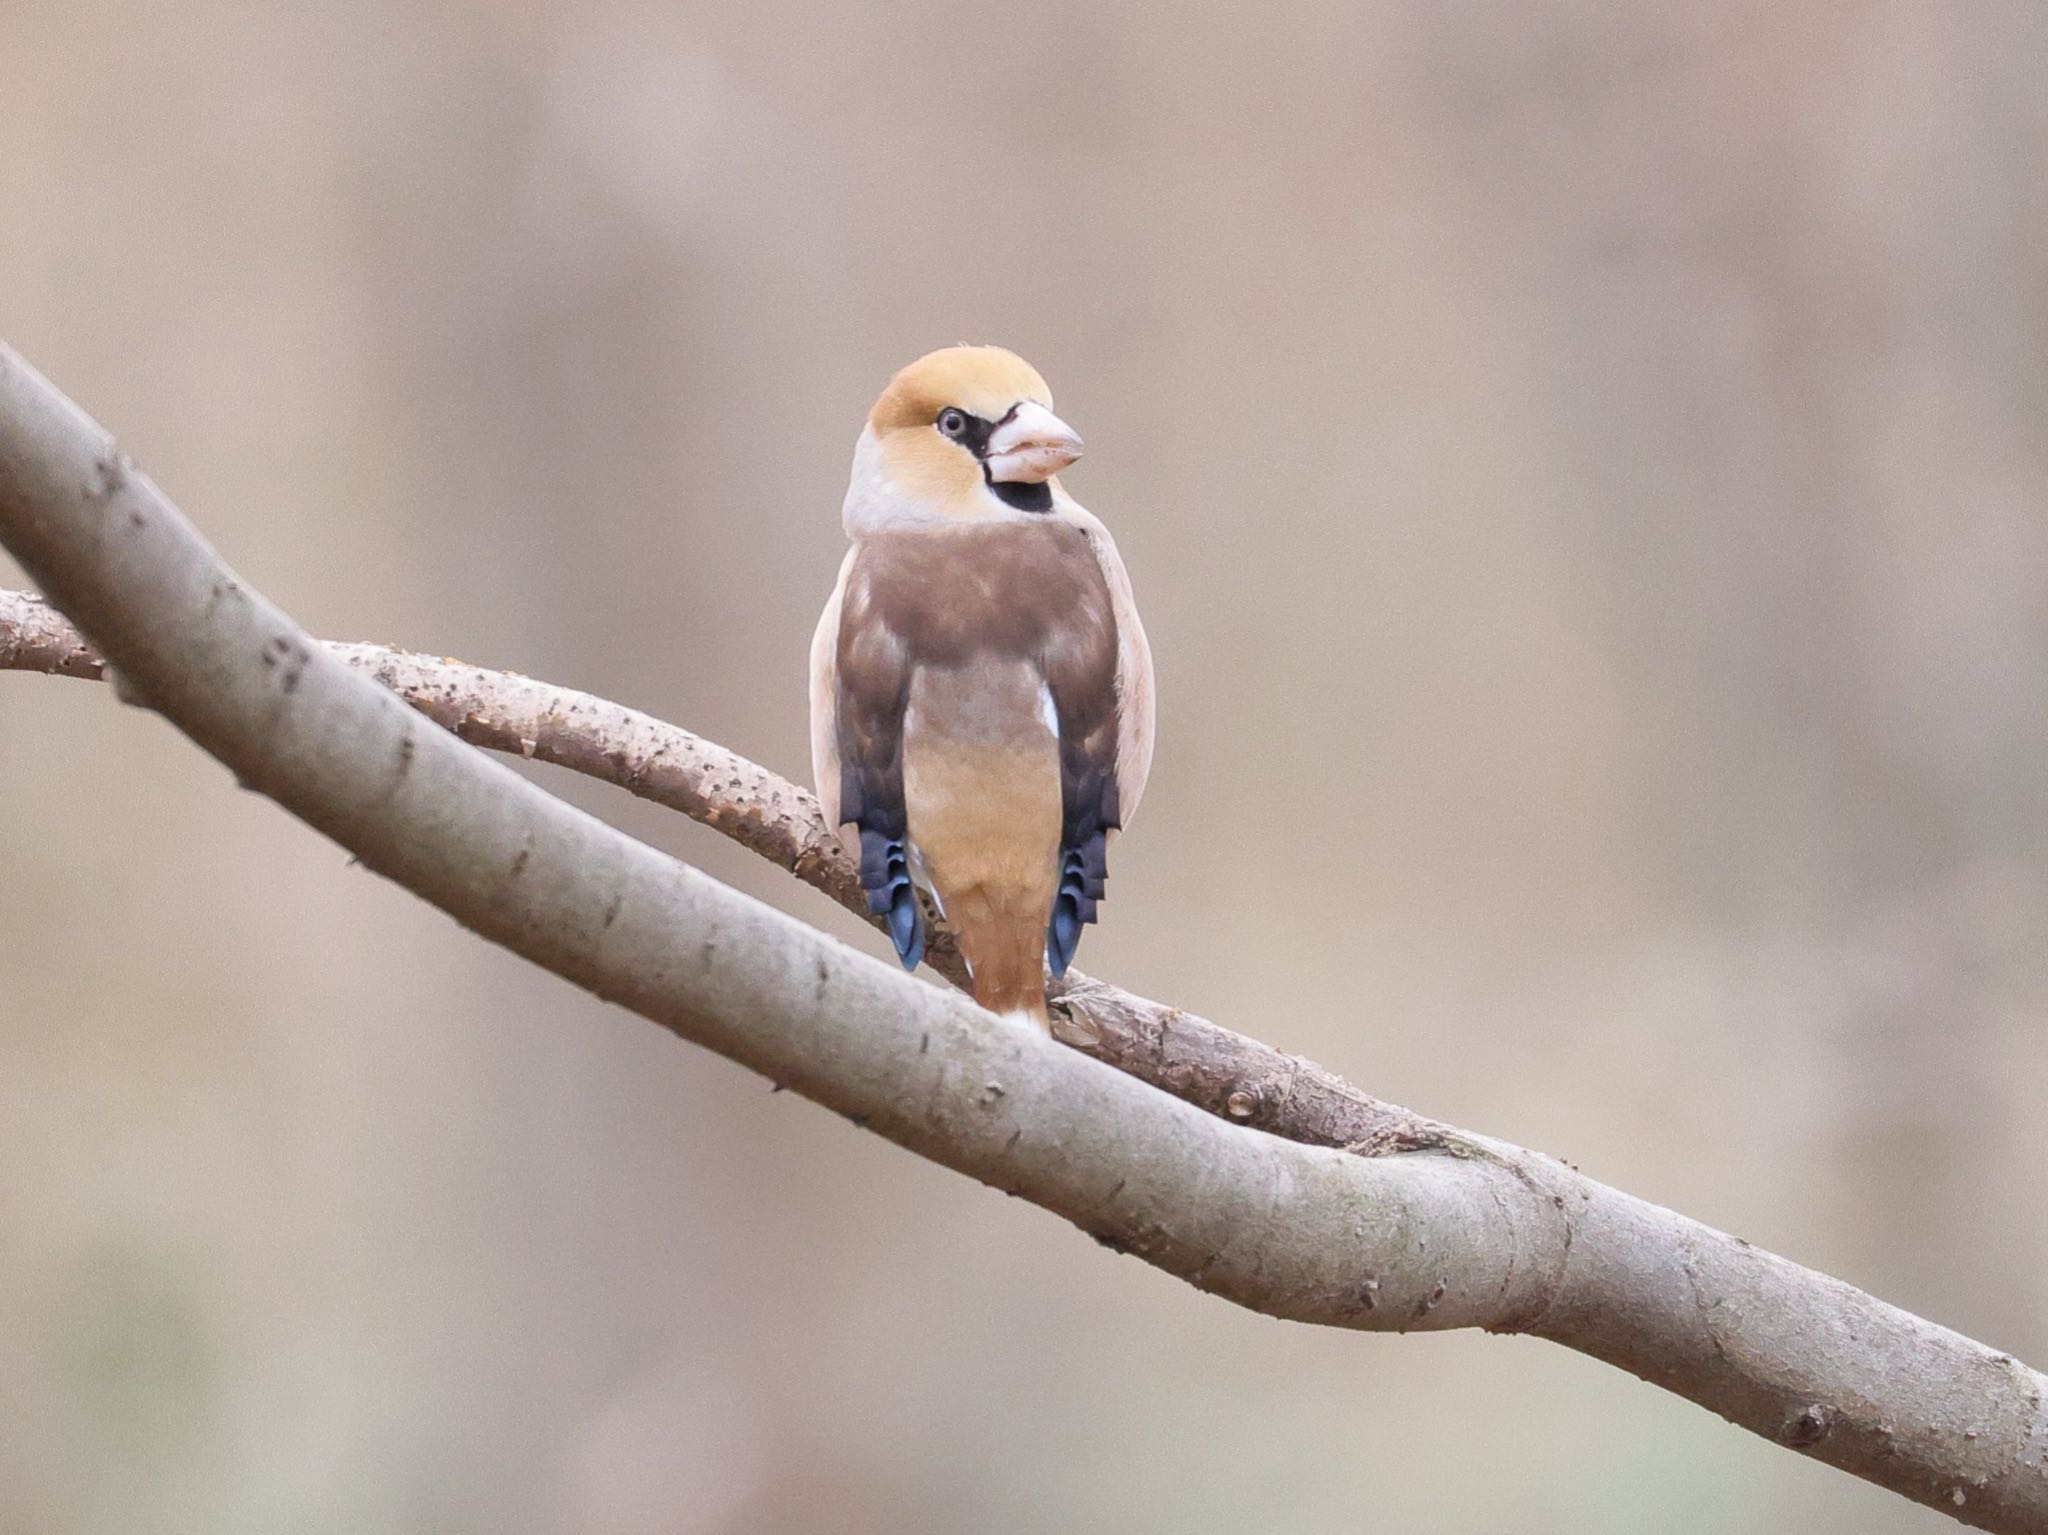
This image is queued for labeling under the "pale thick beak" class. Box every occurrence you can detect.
[984,400,1083,484]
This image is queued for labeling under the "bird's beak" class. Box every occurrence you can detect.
[984,401,1083,484]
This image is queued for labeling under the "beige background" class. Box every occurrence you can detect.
[3,4,2045,1531]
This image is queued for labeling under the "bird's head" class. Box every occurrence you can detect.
[845,345,1084,531]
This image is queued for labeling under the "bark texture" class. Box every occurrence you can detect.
[1,344,2042,1531]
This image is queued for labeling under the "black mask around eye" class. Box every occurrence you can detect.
[934,406,1054,513]
[935,407,991,455]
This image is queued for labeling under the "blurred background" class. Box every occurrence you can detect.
[3,3,2045,1531]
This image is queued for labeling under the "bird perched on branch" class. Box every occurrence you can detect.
[810,346,1154,1028]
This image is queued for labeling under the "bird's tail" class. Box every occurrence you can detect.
[953,900,1052,1031]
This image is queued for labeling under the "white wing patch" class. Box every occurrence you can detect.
[808,549,857,850]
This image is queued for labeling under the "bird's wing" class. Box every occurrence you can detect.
[827,544,925,969]
[808,547,856,845]
[1044,507,1155,975]
[1084,512,1155,828]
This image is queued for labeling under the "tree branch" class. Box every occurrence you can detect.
[0,588,1439,1155]
[1,344,2041,1531]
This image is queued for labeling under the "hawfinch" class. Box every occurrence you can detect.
[810,346,1155,1027]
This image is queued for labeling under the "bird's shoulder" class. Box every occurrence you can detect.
[841,517,1113,667]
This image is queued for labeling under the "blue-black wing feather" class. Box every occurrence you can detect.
[835,598,925,972]
[1046,719,1121,978]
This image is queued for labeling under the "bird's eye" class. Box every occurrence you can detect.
[937,408,969,440]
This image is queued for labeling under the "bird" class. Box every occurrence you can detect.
[810,346,1154,1028]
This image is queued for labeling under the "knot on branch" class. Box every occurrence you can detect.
[1779,1404,1837,1449]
